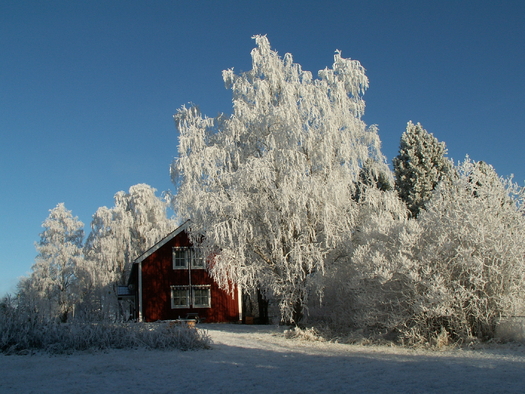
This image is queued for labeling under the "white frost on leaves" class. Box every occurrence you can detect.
[172,35,386,323]
[322,156,525,344]
[82,184,176,320]
[26,203,85,323]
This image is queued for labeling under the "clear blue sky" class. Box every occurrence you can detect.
[1,0,524,297]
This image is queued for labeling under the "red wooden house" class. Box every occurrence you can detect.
[126,221,242,323]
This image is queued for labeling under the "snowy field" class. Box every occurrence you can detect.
[2,324,525,393]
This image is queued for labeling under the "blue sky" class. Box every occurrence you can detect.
[1,0,524,297]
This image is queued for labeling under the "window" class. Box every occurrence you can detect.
[191,249,205,269]
[171,286,190,308]
[172,247,189,269]
[193,285,211,308]
[170,285,211,309]
[173,247,206,269]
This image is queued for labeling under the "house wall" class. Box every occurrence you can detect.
[140,231,240,323]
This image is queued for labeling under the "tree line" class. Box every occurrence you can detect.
[5,36,525,346]
[172,36,525,344]
[14,184,175,324]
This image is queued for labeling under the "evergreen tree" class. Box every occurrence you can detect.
[393,121,452,217]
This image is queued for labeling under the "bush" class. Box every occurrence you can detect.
[310,161,525,346]
[0,296,211,354]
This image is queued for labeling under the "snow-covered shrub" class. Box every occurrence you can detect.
[495,317,525,342]
[313,157,525,346]
[0,296,210,354]
[405,158,525,343]
[284,326,324,341]
[310,185,414,338]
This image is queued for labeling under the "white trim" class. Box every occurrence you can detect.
[170,285,211,309]
[171,286,191,309]
[191,250,206,269]
[138,261,143,322]
[192,285,211,308]
[172,247,190,269]
[237,285,243,322]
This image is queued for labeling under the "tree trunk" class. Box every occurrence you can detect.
[257,290,269,324]
[291,299,303,326]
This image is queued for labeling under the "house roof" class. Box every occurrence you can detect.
[133,220,191,264]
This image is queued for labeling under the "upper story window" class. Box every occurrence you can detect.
[173,247,189,269]
[192,249,205,269]
[172,247,206,269]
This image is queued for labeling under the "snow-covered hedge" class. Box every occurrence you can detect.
[0,297,211,354]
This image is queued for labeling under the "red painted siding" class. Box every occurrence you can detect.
[139,231,239,323]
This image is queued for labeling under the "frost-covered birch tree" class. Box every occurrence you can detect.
[172,35,386,323]
[353,158,394,202]
[393,121,453,217]
[85,184,175,284]
[83,184,175,320]
[30,203,84,323]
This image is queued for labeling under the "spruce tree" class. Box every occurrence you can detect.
[393,121,452,218]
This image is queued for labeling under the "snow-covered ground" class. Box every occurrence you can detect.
[2,324,525,393]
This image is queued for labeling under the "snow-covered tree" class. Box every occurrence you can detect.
[83,184,176,320]
[86,184,175,284]
[411,158,525,341]
[30,203,84,322]
[80,205,125,320]
[172,35,386,323]
[393,121,453,217]
[336,157,525,344]
[353,158,394,202]
[311,181,413,332]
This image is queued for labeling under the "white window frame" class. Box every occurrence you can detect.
[171,286,190,309]
[172,247,189,269]
[192,285,211,308]
[191,249,206,269]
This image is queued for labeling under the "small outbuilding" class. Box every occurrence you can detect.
[126,221,242,323]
